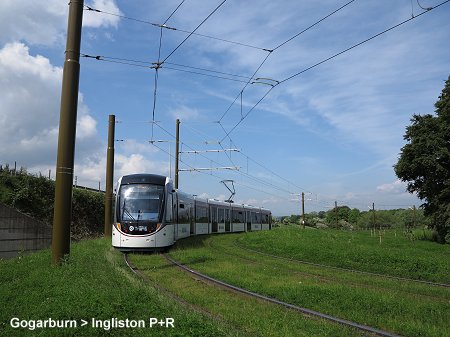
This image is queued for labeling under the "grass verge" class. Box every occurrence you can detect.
[239,226,450,283]
[162,231,450,337]
[0,238,245,336]
[129,253,361,337]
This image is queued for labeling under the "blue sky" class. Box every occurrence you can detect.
[1,0,449,215]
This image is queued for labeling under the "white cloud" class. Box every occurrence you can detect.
[0,0,121,46]
[83,0,122,29]
[0,42,100,172]
[115,153,168,178]
[0,1,67,46]
[376,180,407,194]
[170,105,200,121]
[0,42,62,165]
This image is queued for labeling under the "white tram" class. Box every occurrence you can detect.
[112,174,272,251]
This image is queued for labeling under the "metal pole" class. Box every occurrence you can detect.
[372,202,375,230]
[175,118,180,189]
[335,201,338,228]
[51,0,84,265]
[301,192,305,229]
[104,115,115,237]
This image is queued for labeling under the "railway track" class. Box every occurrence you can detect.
[205,237,449,304]
[124,253,264,337]
[161,253,402,337]
[234,240,450,288]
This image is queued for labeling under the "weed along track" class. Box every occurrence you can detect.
[124,253,240,329]
[207,236,450,304]
[127,231,450,337]
[125,252,365,336]
[234,240,450,288]
[163,253,401,337]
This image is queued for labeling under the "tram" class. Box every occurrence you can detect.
[112,174,272,251]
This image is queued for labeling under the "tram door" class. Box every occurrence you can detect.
[211,206,218,233]
[225,208,231,232]
[246,211,251,231]
[217,208,225,232]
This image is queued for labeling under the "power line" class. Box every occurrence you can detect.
[161,0,228,63]
[80,53,252,83]
[154,122,300,196]
[183,121,313,195]
[216,0,356,134]
[163,0,186,25]
[83,5,269,51]
[152,0,188,140]
[218,0,449,140]
[163,65,249,83]
[149,138,293,202]
[217,52,272,122]
[272,0,357,51]
[279,0,450,84]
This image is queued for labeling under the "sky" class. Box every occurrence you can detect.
[0,0,449,216]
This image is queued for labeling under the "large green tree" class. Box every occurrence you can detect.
[395,76,450,243]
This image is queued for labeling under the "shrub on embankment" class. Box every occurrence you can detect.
[0,167,104,240]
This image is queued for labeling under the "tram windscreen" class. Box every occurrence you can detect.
[118,184,164,222]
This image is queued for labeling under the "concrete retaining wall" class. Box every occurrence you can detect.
[0,203,52,259]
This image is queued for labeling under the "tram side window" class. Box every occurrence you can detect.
[262,214,269,224]
[232,210,244,223]
[218,208,225,223]
[256,212,261,224]
[178,203,189,224]
[196,206,208,223]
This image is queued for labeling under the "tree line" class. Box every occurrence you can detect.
[279,206,427,232]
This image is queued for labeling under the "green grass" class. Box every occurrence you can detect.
[129,253,361,337]
[159,230,450,337]
[0,238,244,337]
[239,226,450,283]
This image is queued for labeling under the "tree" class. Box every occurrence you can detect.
[395,76,450,243]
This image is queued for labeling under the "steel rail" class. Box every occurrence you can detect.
[123,253,265,337]
[164,254,402,337]
[234,241,450,288]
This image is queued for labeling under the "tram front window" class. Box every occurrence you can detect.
[118,184,164,222]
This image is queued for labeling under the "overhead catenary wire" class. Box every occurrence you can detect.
[163,0,186,25]
[152,0,187,140]
[80,54,252,83]
[83,5,269,51]
[154,122,299,196]
[149,139,293,202]
[183,122,314,194]
[93,2,448,212]
[161,0,228,63]
[271,0,357,51]
[217,0,359,136]
[279,0,450,84]
[219,0,450,141]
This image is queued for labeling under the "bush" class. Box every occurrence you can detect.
[0,169,104,240]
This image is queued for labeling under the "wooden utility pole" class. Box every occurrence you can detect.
[52,0,84,265]
[104,114,115,237]
[175,118,180,189]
